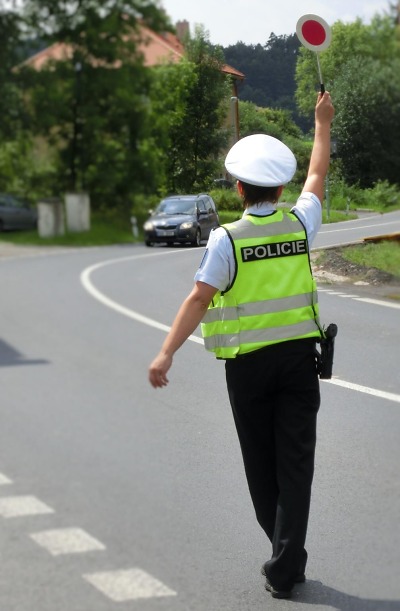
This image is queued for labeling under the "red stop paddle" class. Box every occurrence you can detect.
[296,14,332,94]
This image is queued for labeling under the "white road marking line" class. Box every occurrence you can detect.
[80,255,400,403]
[353,297,400,310]
[80,255,203,345]
[318,219,395,234]
[83,568,177,602]
[0,496,54,518]
[319,288,400,309]
[322,378,400,404]
[30,527,106,556]
[0,473,12,485]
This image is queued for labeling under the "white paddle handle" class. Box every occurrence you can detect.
[316,54,325,94]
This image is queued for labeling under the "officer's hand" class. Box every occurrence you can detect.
[149,352,172,388]
[315,91,335,125]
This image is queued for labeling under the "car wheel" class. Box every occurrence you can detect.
[0,220,3,232]
[145,240,153,247]
[192,228,201,247]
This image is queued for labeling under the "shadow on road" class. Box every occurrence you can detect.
[0,339,48,367]
[295,580,399,610]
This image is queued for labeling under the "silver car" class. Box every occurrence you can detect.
[0,193,38,231]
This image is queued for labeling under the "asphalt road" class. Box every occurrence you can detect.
[0,211,399,611]
[313,209,400,249]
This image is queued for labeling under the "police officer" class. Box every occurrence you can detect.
[149,92,335,600]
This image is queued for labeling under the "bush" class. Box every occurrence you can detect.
[218,209,243,224]
[280,183,300,203]
[209,188,242,212]
[132,192,161,212]
[0,138,58,203]
[313,175,400,212]
[329,179,400,211]
[211,173,400,216]
[284,137,313,185]
[361,180,400,209]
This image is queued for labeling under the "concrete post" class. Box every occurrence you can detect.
[65,192,90,232]
[37,199,65,237]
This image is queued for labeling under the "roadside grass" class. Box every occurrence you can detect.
[341,241,400,279]
[0,211,134,247]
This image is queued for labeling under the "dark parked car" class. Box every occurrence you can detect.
[213,178,234,190]
[0,193,37,231]
[143,194,219,247]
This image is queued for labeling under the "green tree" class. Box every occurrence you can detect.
[239,101,302,139]
[21,0,170,209]
[0,7,30,140]
[148,27,231,194]
[0,5,46,196]
[146,60,197,193]
[23,0,168,53]
[333,57,400,187]
[223,34,300,116]
[179,27,231,192]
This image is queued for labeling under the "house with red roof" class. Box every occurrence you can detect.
[21,19,245,146]
[22,19,244,94]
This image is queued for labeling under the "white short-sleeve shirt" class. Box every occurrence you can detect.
[194,191,321,292]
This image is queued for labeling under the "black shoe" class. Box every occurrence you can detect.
[260,564,305,597]
[264,576,292,599]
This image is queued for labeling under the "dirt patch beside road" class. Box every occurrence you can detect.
[311,247,400,299]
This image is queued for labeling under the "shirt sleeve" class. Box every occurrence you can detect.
[291,192,322,246]
[194,227,233,291]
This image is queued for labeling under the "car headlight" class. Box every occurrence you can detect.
[180,221,194,229]
[143,221,153,231]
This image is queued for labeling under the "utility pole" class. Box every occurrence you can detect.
[230,96,239,145]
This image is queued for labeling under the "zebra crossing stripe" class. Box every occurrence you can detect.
[30,528,106,556]
[83,568,177,602]
[0,473,12,485]
[0,496,54,518]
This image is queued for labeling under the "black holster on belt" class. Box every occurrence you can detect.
[315,323,338,379]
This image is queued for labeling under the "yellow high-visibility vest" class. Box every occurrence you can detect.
[201,210,322,358]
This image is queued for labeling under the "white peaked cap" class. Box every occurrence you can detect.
[225,134,297,187]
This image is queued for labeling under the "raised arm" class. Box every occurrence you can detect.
[302,92,335,203]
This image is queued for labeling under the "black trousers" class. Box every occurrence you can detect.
[225,338,320,591]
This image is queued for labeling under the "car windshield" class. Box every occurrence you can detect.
[156,199,196,215]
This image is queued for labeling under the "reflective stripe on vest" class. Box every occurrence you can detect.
[201,210,321,358]
[203,291,319,322]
